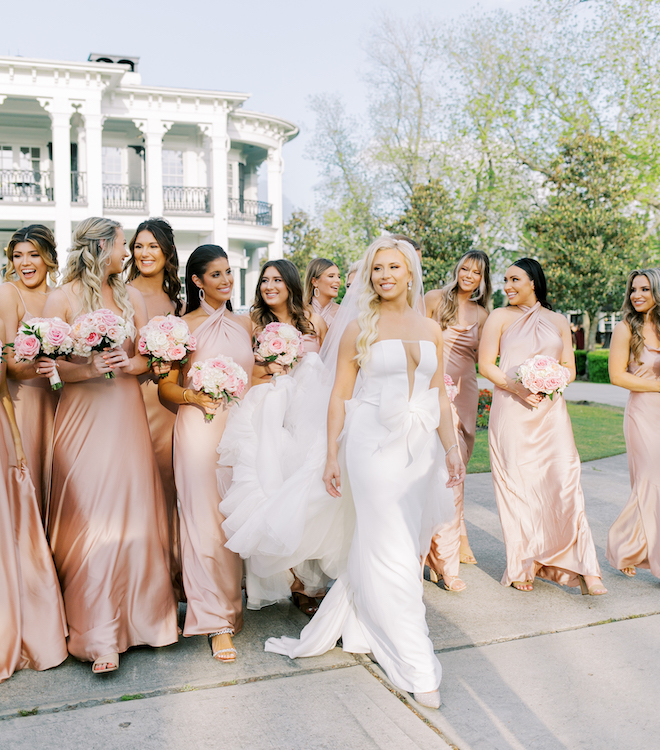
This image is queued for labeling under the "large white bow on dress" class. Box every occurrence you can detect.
[378,386,440,461]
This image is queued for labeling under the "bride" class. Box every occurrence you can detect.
[263,237,464,709]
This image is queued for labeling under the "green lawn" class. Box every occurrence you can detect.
[468,401,626,474]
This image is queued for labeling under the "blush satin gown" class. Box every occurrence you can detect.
[427,310,479,579]
[311,297,339,326]
[606,344,660,576]
[48,320,178,662]
[488,303,601,587]
[139,370,181,599]
[173,300,254,637]
[265,339,454,695]
[6,282,58,518]
[0,396,68,682]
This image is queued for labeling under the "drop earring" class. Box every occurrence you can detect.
[199,288,205,301]
[407,280,412,290]
[313,287,320,298]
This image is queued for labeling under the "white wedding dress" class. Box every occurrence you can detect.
[265,338,453,694]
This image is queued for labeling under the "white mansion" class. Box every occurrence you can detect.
[0,53,298,307]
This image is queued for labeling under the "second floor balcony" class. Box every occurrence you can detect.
[228,198,273,226]
[0,169,53,202]
[163,185,211,213]
[103,183,146,211]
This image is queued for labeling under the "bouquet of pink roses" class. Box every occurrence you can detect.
[71,309,130,379]
[444,374,458,403]
[254,322,304,372]
[516,354,570,400]
[138,315,196,377]
[189,355,249,422]
[13,317,74,390]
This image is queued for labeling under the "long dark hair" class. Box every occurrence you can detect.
[251,259,315,335]
[126,218,183,315]
[512,257,552,310]
[622,268,660,364]
[184,244,233,314]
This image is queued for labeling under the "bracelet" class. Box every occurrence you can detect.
[445,443,459,456]
[183,389,190,403]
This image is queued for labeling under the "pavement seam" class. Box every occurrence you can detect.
[354,654,461,750]
[0,658,362,723]
[433,609,660,654]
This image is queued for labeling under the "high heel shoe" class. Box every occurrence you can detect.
[578,575,607,596]
[427,567,466,591]
[209,629,237,662]
[621,567,636,577]
[92,653,119,674]
[291,592,319,617]
[459,535,477,565]
[413,690,441,709]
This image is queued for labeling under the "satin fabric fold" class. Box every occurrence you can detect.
[5,283,58,519]
[0,404,67,682]
[266,339,454,695]
[174,301,253,636]
[428,318,479,578]
[49,340,178,662]
[607,345,660,575]
[311,297,339,326]
[488,303,601,587]
[139,372,182,600]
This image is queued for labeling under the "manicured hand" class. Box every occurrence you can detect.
[35,356,57,378]
[445,450,466,488]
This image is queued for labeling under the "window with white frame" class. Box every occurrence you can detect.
[102,147,123,184]
[163,150,184,186]
[0,145,12,171]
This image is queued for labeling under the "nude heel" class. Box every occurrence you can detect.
[578,575,607,596]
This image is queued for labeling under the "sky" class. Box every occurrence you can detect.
[4,0,528,217]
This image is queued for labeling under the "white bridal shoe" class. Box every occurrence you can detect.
[413,690,441,709]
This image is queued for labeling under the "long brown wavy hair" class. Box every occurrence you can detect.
[251,259,315,336]
[436,250,492,330]
[4,224,59,285]
[126,218,183,315]
[303,257,337,306]
[622,268,660,364]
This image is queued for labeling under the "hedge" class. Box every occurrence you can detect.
[587,350,610,383]
[575,350,587,377]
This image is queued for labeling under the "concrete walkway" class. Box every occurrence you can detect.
[477,377,629,408]
[2,453,657,750]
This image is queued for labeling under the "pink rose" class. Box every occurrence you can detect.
[85,331,102,347]
[168,345,186,360]
[159,318,175,332]
[100,309,117,325]
[47,326,66,347]
[544,375,562,391]
[138,337,148,354]
[270,337,285,353]
[16,334,40,359]
[530,376,546,393]
[187,336,197,351]
[534,356,551,370]
[191,370,203,389]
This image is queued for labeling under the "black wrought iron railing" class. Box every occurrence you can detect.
[0,169,53,202]
[103,183,146,210]
[71,171,87,204]
[163,185,211,213]
[228,198,272,226]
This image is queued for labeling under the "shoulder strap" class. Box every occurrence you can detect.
[7,282,29,318]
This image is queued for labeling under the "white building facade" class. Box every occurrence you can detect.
[0,53,298,308]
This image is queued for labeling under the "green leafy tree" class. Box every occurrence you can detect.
[283,210,322,276]
[524,133,650,350]
[387,179,477,291]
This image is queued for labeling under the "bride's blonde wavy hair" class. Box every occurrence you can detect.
[62,217,135,334]
[355,237,422,368]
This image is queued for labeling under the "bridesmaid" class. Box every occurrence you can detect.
[127,218,183,600]
[0,225,59,517]
[43,217,178,674]
[159,245,253,662]
[303,258,341,325]
[607,268,660,578]
[0,319,68,683]
[479,258,606,595]
[253,259,327,384]
[424,251,491,590]
[250,259,327,614]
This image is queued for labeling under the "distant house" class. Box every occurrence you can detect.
[0,53,298,308]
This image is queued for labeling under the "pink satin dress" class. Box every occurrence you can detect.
[174,301,254,636]
[311,298,339,326]
[0,401,68,683]
[48,318,178,662]
[606,344,660,576]
[489,303,601,587]
[138,371,181,598]
[5,282,58,518]
[427,312,479,578]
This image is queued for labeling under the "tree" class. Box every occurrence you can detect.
[387,179,477,291]
[283,210,321,276]
[524,133,650,350]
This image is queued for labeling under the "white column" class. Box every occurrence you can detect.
[51,103,72,265]
[206,115,229,251]
[84,109,104,216]
[142,119,169,218]
[267,143,284,260]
